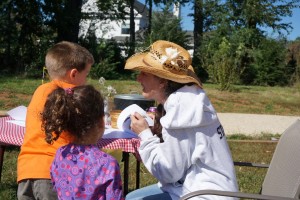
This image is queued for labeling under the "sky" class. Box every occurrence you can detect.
[180,3,300,40]
[140,1,300,41]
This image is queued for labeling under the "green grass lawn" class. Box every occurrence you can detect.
[0,77,299,199]
[0,140,277,199]
[1,76,300,115]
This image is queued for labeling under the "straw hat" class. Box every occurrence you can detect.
[125,40,202,87]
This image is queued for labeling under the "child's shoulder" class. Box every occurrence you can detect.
[33,81,57,96]
[34,80,74,96]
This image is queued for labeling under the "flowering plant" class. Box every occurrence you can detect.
[98,77,117,126]
[98,77,117,98]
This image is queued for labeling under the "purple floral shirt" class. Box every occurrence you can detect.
[51,144,123,200]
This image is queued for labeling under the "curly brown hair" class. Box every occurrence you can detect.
[41,85,104,144]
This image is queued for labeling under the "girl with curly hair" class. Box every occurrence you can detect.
[41,85,123,200]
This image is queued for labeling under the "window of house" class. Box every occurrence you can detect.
[121,23,130,35]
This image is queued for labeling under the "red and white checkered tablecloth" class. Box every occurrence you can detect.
[0,116,25,146]
[97,138,141,153]
[0,117,141,154]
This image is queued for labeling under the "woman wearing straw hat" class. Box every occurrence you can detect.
[125,40,238,200]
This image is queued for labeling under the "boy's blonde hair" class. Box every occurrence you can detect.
[45,41,94,79]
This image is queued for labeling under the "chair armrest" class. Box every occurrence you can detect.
[180,189,295,200]
[234,161,269,168]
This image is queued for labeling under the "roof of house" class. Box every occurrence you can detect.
[134,0,149,17]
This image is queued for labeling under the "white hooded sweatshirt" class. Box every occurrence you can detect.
[138,85,238,200]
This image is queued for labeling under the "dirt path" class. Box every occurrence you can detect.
[2,109,299,136]
[218,113,300,135]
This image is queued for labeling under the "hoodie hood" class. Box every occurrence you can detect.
[160,85,218,129]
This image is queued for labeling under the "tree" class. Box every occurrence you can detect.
[192,0,300,87]
[226,0,300,36]
[137,5,191,49]
[252,37,288,86]
[224,0,300,84]
[286,40,300,85]
[145,0,189,34]
[193,0,204,80]
[128,0,136,57]
[192,0,222,82]
[146,0,153,33]
[88,38,123,79]
[0,0,18,73]
[0,0,50,75]
[0,0,132,75]
[43,0,129,43]
[42,0,83,43]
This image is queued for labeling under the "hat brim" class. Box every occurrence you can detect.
[125,53,202,87]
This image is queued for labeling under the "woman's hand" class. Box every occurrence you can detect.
[130,112,149,134]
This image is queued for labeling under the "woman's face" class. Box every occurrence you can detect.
[137,72,167,104]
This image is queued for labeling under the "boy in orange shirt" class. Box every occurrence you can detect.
[17,41,94,200]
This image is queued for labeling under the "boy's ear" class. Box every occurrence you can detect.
[69,68,78,79]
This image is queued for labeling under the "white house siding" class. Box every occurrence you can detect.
[79,0,148,40]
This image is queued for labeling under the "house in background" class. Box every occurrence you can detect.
[79,0,149,42]
[79,0,194,56]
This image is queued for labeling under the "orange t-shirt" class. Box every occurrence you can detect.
[17,80,76,182]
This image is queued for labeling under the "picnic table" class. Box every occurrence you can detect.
[0,115,141,195]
